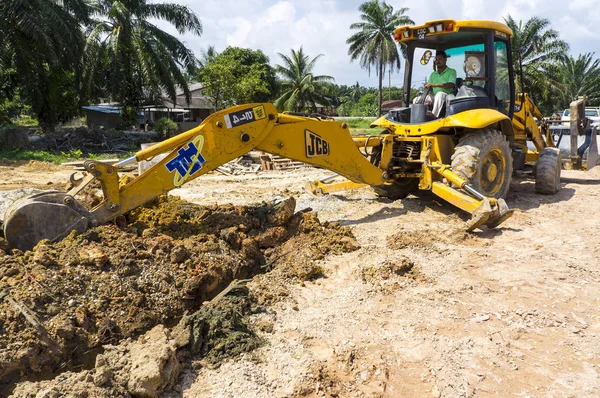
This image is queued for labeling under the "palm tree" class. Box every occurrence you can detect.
[82,0,203,122]
[274,47,334,112]
[504,15,568,100]
[348,81,365,103]
[199,45,218,68]
[347,0,413,116]
[549,53,600,106]
[0,0,91,129]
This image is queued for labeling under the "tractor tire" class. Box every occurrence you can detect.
[535,147,561,194]
[451,128,513,199]
[373,179,419,200]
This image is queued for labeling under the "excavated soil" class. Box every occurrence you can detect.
[0,195,358,396]
[2,163,600,397]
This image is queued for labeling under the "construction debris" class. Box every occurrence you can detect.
[259,153,307,171]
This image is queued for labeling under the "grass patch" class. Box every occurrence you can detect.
[0,149,131,164]
[336,117,383,136]
[337,117,377,129]
[13,117,38,127]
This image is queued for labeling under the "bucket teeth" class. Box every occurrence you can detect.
[466,198,514,232]
[485,198,514,229]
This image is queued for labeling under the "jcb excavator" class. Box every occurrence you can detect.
[3,20,562,251]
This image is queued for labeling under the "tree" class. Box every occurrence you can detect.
[274,47,334,112]
[550,53,600,106]
[0,0,90,130]
[347,0,413,116]
[353,93,378,116]
[199,47,277,110]
[82,0,203,121]
[504,15,568,101]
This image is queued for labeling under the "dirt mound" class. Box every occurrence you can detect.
[386,227,487,251]
[249,217,360,305]
[0,196,359,395]
[11,294,256,398]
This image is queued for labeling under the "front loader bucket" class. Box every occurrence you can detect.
[3,191,93,251]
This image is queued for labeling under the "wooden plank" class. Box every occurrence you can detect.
[62,159,120,167]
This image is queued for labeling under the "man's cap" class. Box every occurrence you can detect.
[436,50,449,58]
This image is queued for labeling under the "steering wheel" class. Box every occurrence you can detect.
[417,86,433,105]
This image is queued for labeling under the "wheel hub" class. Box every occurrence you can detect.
[485,163,498,181]
[481,149,506,196]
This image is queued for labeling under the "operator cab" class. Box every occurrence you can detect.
[386,20,515,124]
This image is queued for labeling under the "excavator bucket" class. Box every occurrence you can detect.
[3,191,93,251]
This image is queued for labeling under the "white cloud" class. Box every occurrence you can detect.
[155,0,600,87]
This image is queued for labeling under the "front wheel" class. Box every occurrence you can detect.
[451,128,513,199]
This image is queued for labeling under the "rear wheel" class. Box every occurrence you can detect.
[451,128,513,199]
[372,179,419,200]
[535,147,561,194]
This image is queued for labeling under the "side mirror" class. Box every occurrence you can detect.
[420,50,432,65]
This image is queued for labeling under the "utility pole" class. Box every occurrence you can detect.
[388,70,391,101]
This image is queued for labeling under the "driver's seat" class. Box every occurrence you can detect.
[453,77,464,96]
[437,78,463,117]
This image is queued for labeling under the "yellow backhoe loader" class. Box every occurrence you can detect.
[3,20,562,251]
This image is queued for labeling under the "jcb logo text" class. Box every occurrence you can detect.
[305,130,330,157]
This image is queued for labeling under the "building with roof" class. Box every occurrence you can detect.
[82,83,215,131]
[82,105,145,129]
[155,83,215,128]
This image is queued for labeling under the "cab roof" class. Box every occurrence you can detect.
[393,19,513,46]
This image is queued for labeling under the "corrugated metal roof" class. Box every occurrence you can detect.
[175,82,205,95]
[82,105,121,114]
[161,95,214,110]
[82,105,144,116]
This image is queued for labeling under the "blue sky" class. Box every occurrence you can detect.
[155,0,600,88]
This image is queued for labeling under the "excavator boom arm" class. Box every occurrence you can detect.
[92,104,385,223]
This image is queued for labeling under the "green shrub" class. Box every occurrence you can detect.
[14,116,38,126]
[154,118,180,139]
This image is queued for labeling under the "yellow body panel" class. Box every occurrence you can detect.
[256,119,385,186]
[371,109,511,136]
[512,93,554,153]
[305,180,367,196]
[431,182,480,213]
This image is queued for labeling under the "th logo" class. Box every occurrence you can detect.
[166,139,206,186]
[305,130,330,158]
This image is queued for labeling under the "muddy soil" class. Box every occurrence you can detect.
[0,191,358,396]
[1,162,600,397]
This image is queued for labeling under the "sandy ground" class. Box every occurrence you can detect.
[2,162,600,397]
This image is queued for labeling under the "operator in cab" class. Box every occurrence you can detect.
[421,50,456,117]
